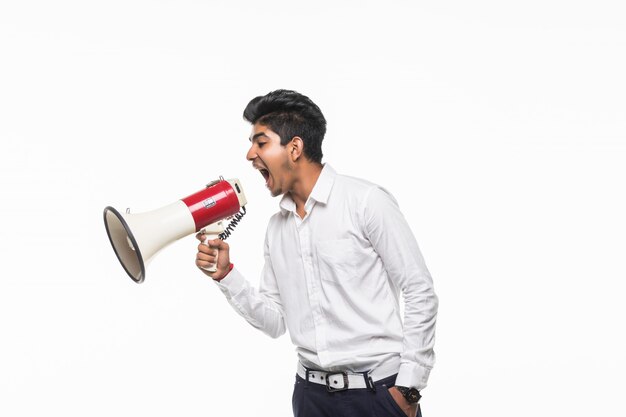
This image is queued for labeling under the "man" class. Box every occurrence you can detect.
[195,90,437,417]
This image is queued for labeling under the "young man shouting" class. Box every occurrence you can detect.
[196,90,438,417]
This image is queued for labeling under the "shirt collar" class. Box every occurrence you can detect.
[279,163,337,214]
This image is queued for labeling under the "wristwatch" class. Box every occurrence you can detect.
[395,386,421,404]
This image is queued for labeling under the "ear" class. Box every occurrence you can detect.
[289,137,304,161]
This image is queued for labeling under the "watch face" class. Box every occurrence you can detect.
[407,388,421,403]
[396,386,421,403]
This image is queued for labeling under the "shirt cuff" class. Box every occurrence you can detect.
[214,267,246,298]
[394,362,431,391]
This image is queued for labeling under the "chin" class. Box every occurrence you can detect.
[268,186,283,197]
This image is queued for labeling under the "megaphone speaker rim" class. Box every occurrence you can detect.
[103,206,146,283]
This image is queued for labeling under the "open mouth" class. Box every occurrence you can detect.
[259,168,270,185]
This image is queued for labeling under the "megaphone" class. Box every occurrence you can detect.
[103,177,247,283]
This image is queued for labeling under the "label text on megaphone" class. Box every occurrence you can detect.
[202,198,216,209]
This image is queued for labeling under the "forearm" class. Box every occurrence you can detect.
[395,273,438,390]
[215,267,286,338]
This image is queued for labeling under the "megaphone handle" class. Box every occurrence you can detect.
[201,234,220,273]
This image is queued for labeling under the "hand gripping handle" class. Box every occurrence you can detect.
[200,221,225,273]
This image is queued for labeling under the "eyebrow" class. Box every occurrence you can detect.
[250,132,269,142]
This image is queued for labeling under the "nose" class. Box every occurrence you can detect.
[246,144,256,161]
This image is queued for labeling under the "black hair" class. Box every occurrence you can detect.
[243,89,326,163]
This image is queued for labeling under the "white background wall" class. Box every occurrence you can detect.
[1,1,625,416]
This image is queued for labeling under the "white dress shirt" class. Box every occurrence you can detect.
[216,164,438,390]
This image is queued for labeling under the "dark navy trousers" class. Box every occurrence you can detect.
[292,373,423,417]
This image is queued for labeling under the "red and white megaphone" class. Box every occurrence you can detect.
[103,177,247,283]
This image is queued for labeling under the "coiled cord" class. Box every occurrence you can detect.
[219,206,247,240]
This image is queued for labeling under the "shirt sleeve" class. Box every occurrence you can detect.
[213,229,286,339]
[362,186,438,390]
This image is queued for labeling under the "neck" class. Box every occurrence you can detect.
[288,162,323,215]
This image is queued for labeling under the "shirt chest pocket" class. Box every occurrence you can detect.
[315,238,358,283]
